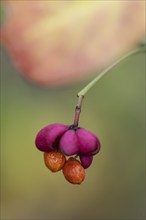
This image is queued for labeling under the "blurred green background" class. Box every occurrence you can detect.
[1,48,145,219]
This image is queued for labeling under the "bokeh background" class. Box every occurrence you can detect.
[0,1,145,219]
[1,48,145,220]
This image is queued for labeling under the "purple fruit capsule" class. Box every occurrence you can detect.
[59,129,79,156]
[35,123,101,161]
[60,126,100,156]
[79,154,93,169]
[76,128,100,155]
[35,123,68,152]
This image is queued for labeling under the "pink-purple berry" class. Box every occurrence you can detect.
[35,124,68,152]
[79,154,93,169]
[35,123,101,180]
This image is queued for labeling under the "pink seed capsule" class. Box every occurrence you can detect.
[35,124,101,158]
[79,154,93,169]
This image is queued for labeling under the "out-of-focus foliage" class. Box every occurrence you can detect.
[1,0,145,86]
[0,5,4,23]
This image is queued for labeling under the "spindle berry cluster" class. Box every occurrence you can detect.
[35,123,101,184]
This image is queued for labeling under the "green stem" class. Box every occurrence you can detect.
[74,44,145,126]
[78,47,142,97]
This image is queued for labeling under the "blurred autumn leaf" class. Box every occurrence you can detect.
[0,5,4,23]
[1,0,145,86]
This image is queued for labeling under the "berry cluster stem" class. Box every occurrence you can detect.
[78,47,144,97]
[74,43,145,125]
[73,95,84,126]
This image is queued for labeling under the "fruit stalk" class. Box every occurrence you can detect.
[73,95,84,126]
[77,46,144,97]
